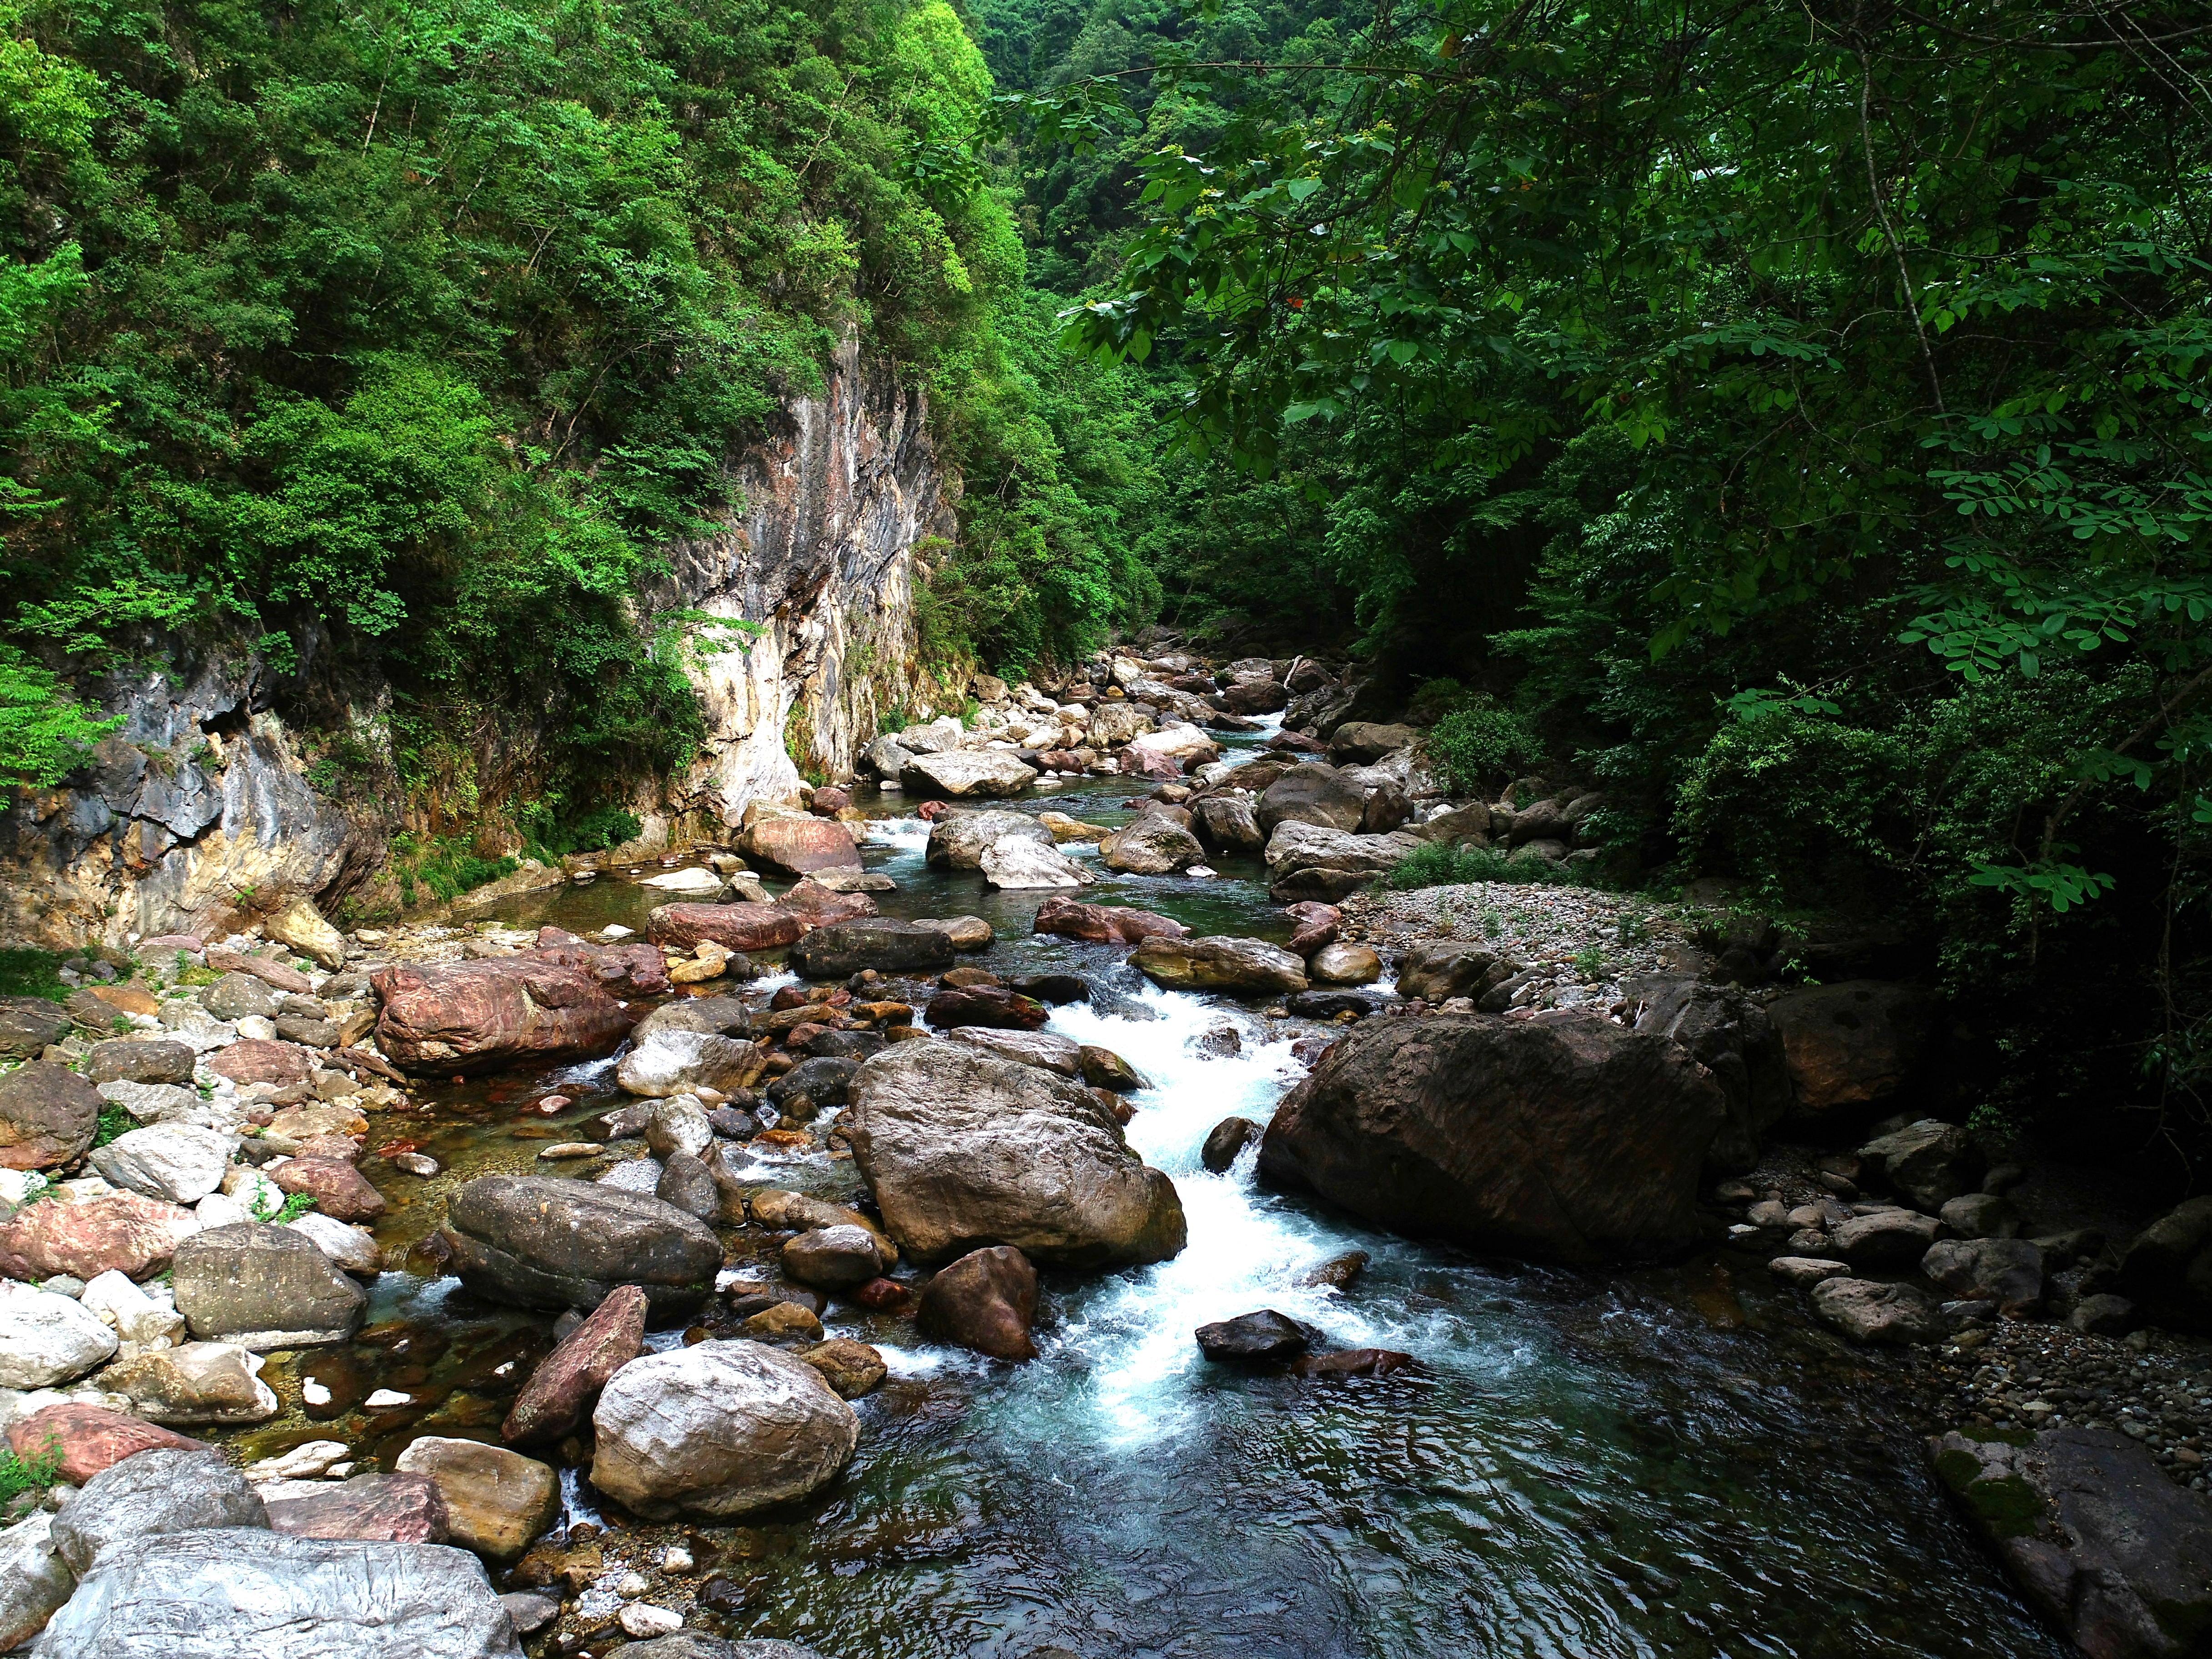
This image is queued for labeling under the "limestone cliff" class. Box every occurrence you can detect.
[0,341,954,949]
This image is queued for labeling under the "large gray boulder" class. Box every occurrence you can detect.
[1932,1427,2212,1659]
[1256,764,1367,835]
[789,920,957,979]
[1262,822,1423,903]
[0,996,70,1062]
[439,1176,721,1314]
[849,1040,1186,1268]
[83,1039,196,1086]
[1810,1277,1945,1345]
[591,1340,859,1520]
[1625,975,1790,1171]
[1100,814,1206,875]
[1258,1011,1727,1263]
[1127,935,1309,996]
[50,1447,268,1574]
[1190,794,1264,855]
[1858,1118,1981,1213]
[900,750,1037,799]
[632,996,754,1042]
[0,1280,117,1388]
[0,1511,74,1651]
[1924,1237,2046,1317]
[925,810,1054,870]
[1767,980,1943,1119]
[32,1528,522,1658]
[172,1223,367,1348]
[89,1123,235,1205]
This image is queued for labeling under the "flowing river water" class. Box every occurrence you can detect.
[226,724,2070,1659]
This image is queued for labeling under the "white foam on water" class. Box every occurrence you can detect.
[863,815,932,856]
[1037,985,1403,1445]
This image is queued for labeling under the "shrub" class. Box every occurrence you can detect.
[0,949,69,1003]
[1424,704,1545,795]
[1385,841,1571,890]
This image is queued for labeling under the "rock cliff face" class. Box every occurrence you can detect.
[0,340,953,948]
[646,334,953,839]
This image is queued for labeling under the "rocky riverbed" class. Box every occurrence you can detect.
[1,643,2207,1659]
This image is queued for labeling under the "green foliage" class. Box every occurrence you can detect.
[1424,703,1543,796]
[0,947,68,1003]
[1386,840,1571,891]
[0,1436,61,1507]
[91,1101,131,1147]
[519,801,644,862]
[391,834,517,907]
[0,641,121,785]
[271,1191,316,1225]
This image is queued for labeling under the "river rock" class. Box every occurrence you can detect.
[1939,1191,2019,1239]
[102,1340,279,1424]
[1128,935,1309,996]
[32,1528,523,1659]
[51,1446,269,1574]
[172,1222,367,1347]
[1830,1208,1941,1267]
[1309,943,1382,985]
[634,996,754,1043]
[901,749,1038,798]
[83,1039,195,1087]
[1932,1426,2212,1658]
[1767,980,1944,1118]
[393,1436,559,1561]
[766,1056,860,1121]
[0,996,69,1061]
[1810,1277,1944,1344]
[923,985,1049,1031]
[740,815,860,876]
[1256,763,1367,835]
[1626,975,1791,1172]
[850,1040,1186,1267]
[655,1152,719,1222]
[204,1038,313,1089]
[1032,896,1187,945]
[801,1337,888,1399]
[916,1244,1039,1361]
[862,733,917,778]
[0,1510,74,1652]
[266,896,347,970]
[1394,944,1498,1001]
[284,1210,384,1274]
[926,809,1053,870]
[1077,1045,1145,1093]
[789,919,957,979]
[441,1176,721,1313]
[947,1027,1082,1078]
[0,1062,102,1171]
[1924,1237,2046,1317]
[1201,1116,1262,1172]
[206,971,282,1021]
[0,1280,118,1388]
[2117,1196,2212,1334]
[1191,795,1264,854]
[371,959,636,1076]
[775,877,876,926]
[1257,1011,1726,1263]
[619,1030,757,1098]
[981,836,1096,889]
[1766,1256,1850,1288]
[503,1282,647,1443]
[591,1339,860,1519]
[1263,822,1424,902]
[5,1403,204,1484]
[1328,722,1420,764]
[782,1225,887,1290]
[647,902,805,955]
[1859,1118,1981,1212]
[1195,1310,1309,1363]
[1101,814,1206,874]
[0,1190,196,1283]
[748,1190,898,1262]
[269,1155,387,1222]
[264,1473,449,1543]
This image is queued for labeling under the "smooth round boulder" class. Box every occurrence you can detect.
[1195,1310,1309,1364]
[1256,763,1367,835]
[101,1340,279,1425]
[789,920,958,980]
[394,1436,560,1562]
[647,902,804,955]
[916,1244,1039,1362]
[1100,814,1206,875]
[0,1189,196,1283]
[850,1041,1186,1268]
[0,1280,118,1388]
[441,1176,722,1313]
[618,1031,757,1100]
[1127,936,1309,997]
[173,1222,368,1348]
[1810,1276,1945,1345]
[1309,942,1382,985]
[925,810,1055,871]
[83,1038,196,1086]
[0,996,69,1061]
[781,1225,886,1291]
[900,750,1038,799]
[4,1403,206,1485]
[590,1339,860,1519]
[1200,1116,1262,1173]
[800,1338,888,1399]
[50,1446,269,1575]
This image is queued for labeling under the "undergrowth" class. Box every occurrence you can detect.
[0,950,69,1003]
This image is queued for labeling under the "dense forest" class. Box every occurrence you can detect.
[5,0,2212,1158]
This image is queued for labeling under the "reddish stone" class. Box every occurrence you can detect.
[138,933,206,956]
[1264,729,1328,755]
[264,1473,449,1543]
[0,1062,101,1170]
[1290,1347,1414,1378]
[370,959,637,1076]
[1284,902,1342,957]
[270,1156,387,1222]
[6,1403,206,1484]
[915,800,951,822]
[531,929,671,998]
[646,902,804,955]
[809,787,852,815]
[83,982,161,1017]
[293,1134,362,1165]
[1117,746,1182,781]
[1036,749,1088,772]
[852,1277,911,1311]
[923,986,1049,1032]
[1031,897,1189,947]
[777,880,877,925]
[917,1246,1037,1362]
[1223,680,1289,714]
[0,1191,196,1282]
[207,1039,314,1088]
[503,1283,647,1444]
[335,1045,406,1083]
[741,816,863,876]
[205,947,316,994]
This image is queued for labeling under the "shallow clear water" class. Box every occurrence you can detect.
[241,734,2067,1659]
